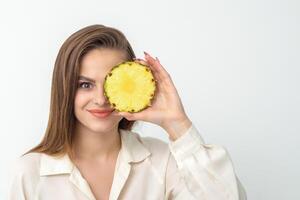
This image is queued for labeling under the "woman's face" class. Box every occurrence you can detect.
[74,48,126,133]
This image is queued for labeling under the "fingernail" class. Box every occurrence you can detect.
[143,51,150,56]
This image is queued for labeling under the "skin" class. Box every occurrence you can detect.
[73,48,127,200]
[72,48,192,199]
[117,51,192,141]
[73,48,126,161]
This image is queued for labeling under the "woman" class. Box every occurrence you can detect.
[9,24,247,200]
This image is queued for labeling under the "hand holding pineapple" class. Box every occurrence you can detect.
[112,52,192,141]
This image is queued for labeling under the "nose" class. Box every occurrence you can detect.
[92,85,109,106]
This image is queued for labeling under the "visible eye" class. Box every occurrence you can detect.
[78,82,93,89]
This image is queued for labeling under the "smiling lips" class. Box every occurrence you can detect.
[87,109,114,118]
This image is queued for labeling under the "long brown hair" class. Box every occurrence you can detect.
[24,24,136,159]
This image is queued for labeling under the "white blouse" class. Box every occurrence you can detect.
[9,123,247,200]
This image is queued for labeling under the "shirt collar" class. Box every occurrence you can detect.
[39,129,151,176]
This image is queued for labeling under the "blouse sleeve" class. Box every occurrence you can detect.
[164,123,247,200]
[8,155,40,200]
[9,169,27,200]
[8,159,27,200]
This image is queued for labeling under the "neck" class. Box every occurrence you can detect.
[73,123,121,162]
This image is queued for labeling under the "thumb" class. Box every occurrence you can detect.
[117,112,136,121]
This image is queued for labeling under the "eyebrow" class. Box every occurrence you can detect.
[78,75,95,83]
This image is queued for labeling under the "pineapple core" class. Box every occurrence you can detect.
[120,75,135,93]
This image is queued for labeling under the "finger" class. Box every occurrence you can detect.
[117,110,146,121]
[117,112,135,121]
[143,52,176,89]
[143,52,171,81]
[133,58,161,82]
[133,58,158,73]
[144,51,169,76]
[133,58,148,66]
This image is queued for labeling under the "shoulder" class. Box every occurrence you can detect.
[9,152,42,185]
[12,152,41,174]
[9,152,43,198]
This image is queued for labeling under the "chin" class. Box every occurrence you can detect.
[87,122,116,133]
[80,117,121,133]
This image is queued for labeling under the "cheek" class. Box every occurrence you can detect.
[74,91,90,109]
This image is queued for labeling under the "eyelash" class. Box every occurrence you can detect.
[78,82,93,89]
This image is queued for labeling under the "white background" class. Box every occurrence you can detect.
[1,0,299,199]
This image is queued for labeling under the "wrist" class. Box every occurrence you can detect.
[162,116,192,141]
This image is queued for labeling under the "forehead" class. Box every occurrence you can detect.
[79,48,127,80]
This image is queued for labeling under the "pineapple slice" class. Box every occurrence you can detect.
[104,61,156,113]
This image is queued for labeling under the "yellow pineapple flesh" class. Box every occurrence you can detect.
[104,61,156,113]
